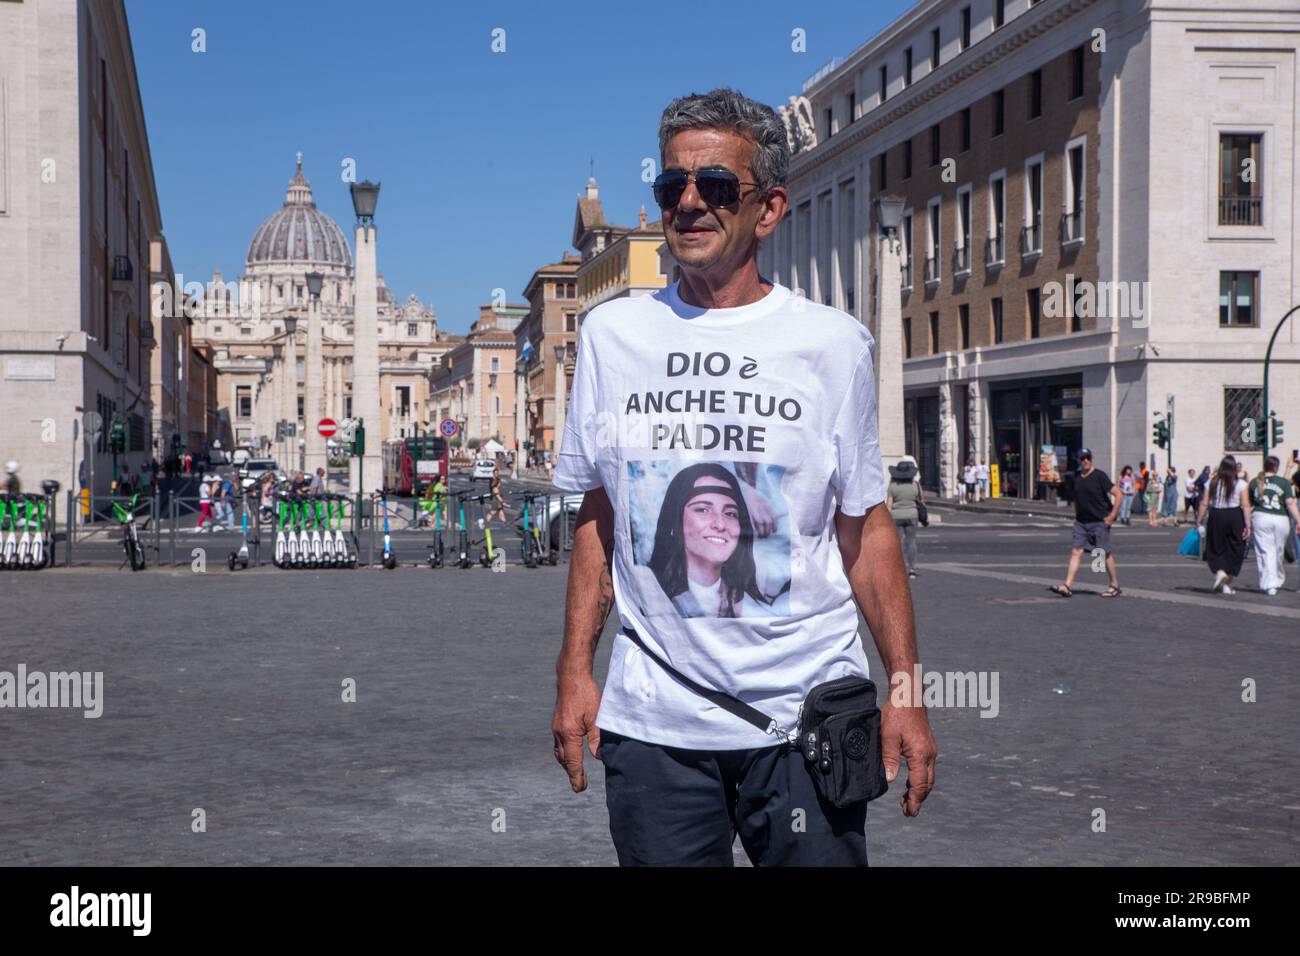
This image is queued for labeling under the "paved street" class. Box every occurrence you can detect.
[1,504,1296,866]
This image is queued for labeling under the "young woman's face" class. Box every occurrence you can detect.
[681,478,741,569]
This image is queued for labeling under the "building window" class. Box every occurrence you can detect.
[929,125,940,166]
[848,90,856,122]
[903,317,913,358]
[926,199,941,284]
[212,325,224,335]
[1029,70,1042,119]
[490,356,500,372]
[1070,46,1085,100]
[904,48,913,87]
[1063,140,1085,242]
[901,212,914,289]
[1028,288,1041,338]
[956,186,972,273]
[903,139,913,179]
[1218,134,1263,225]
[960,107,971,152]
[1224,388,1263,452]
[564,312,576,332]
[988,171,1006,266]
[992,89,1005,136]
[240,327,252,336]
[407,322,418,336]
[929,312,940,353]
[1071,283,1086,332]
[961,7,971,50]
[297,396,304,420]
[236,386,251,420]
[879,64,888,103]
[344,396,352,419]
[397,386,411,417]
[877,152,887,190]
[1023,157,1044,256]
[994,0,1005,29]
[1219,271,1259,327]
[959,304,970,349]
[931,27,941,68]
[824,107,833,138]
[991,297,1004,344]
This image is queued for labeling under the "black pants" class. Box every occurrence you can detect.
[598,730,868,867]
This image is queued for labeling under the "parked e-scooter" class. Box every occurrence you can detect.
[426,486,447,569]
[374,491,397,569]
[519,492,556,567]
[228,499,251,571]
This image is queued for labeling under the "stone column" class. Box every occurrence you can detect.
[351,223,382,494]
[874,233,906,468]
[304,296,326,473]
[282,326,300,474]
[938,382,958,498]
[513,366,526,478]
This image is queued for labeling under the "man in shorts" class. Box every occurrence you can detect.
[1052,448,1121,598]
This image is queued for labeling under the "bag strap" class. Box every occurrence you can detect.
[620,626,777,735]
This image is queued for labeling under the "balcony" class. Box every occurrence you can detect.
[1060,209,1084,243]
[1218,196,1262,226]
[985,231,1005,268]
[1020,218,1042,259]
[923,256,939,285]
[111,254,134,282]
[953,242,971,275]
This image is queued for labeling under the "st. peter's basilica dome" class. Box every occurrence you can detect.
[245,156,352,271]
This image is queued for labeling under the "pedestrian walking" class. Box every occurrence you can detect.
[886,459,922,578]
[310,467,325,494]
[550,88,935,867]
[1196,455,1251,594]
[1133,464,1149,517]
[1144,468,1161,527]
[196,476,213,532]
[1248,456,1299,596]
[1052,449,1121,597]
[485,465,509,523]
[962,459,977,504]
[976,457,990,501]
[1118,465,1135,525]
[222,474,237,530]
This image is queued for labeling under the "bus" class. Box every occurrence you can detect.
[382,435,449,496]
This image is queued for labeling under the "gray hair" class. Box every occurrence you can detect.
[658,87,789,197]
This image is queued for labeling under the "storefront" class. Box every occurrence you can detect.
[990,377,1083,500]
[904,395,941,491]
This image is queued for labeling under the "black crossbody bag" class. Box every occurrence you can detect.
[621,627,888,808]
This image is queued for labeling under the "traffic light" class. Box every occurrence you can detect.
[109,419,127,454]
[1152,418,1168,449]
[1270,415,1284,449]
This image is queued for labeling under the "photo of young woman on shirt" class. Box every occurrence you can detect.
[646,462,784,618]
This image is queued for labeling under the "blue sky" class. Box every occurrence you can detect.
[125,0,911,334]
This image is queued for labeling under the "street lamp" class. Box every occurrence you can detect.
[350,180,381,224]
[305,271,323,300]
[304,271,325,474]
[875,194,905,250]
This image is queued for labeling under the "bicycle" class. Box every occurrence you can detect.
[112,493,147,571]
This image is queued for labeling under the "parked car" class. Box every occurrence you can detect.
[543,492,584,552]
[238,458,283,489]
[472,458,497,480]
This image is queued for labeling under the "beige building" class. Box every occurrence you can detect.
[516,254,581,457]
[0,0,181,495]
[573,177,673,324]
[192,158,454,471]
[430,304,525,449]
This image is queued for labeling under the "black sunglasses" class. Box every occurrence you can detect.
[652,168,761,210]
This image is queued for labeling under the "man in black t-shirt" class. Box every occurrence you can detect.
[1052,448,1122,597]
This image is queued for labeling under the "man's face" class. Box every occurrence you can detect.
[660,128,785,278]
[1080,458,1093,474]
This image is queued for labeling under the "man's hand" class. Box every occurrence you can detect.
[552,669,602,792]
[1103,515,1114,528]
[880,697,938,816]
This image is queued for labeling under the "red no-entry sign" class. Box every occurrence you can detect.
[317,418,338,438]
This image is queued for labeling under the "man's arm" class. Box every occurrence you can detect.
[1105,484,1121,526]
[835,501,937,817]
[552,486,615,793]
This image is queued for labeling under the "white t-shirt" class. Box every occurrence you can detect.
[963,465,977,484]
[553,278,886,750]
[976,464,989,481]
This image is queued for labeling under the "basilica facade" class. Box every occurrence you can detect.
[192,158,455,468]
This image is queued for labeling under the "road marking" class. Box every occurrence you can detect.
[919,562,1300,620]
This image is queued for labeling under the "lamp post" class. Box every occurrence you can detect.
[873,194,907,473]
[281,314,299,473]
[349,180,382,494]
[304,270,326,474]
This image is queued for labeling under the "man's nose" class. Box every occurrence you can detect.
[676,177,708,214]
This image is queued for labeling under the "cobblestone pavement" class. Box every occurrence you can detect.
[1,509,1295,865]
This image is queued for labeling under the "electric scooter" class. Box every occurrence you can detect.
[318,496,335,567]
[309,495,326,567]
[333,495,356,568]
[15,496,35,569]
[228,500,251,571]
[454,491,473,569]
[30,494,49,569]
[519,492,555,567]
[374,491,398,569]
[426,487,446,569]
[1,495,18,569]
[467,492,504,570]
[292,494,310,568]
[273,493,291,568]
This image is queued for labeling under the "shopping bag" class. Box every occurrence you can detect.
[1177,528,1201,557]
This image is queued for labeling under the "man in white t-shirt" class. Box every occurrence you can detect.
[550,88,937,867]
